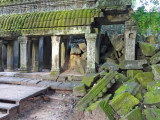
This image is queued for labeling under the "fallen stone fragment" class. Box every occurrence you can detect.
[135,72,154,88]
[114,82,140,97]
[144,108,160,120]
[77,72,117,109]
[139,42,156,56]
[150,51,160,64]
[101,62,119,71]
[151,64,160,81]
[120,107,143,120]
[147,81,160,92]
[78,43,87,52]
[127,70,143,79]
[119,60,147,70]
[143,90,160,105]
[110,92,140,116]
[81,73,100,87]
[70,47,81,55]
[73,83,87,97]
[146,35,156,44]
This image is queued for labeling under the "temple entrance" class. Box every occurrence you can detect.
[60,35,87,75]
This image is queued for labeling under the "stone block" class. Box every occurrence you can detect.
[150,51,160,64]
[119,60,147,70]
[144,108,160,120]
[147,81,160,92]
[81,52,87,60]
[151,64,160,81]
[101,62,119,71]
[139,42,156,56]
[135,72,154,88]
[76,58,86,74]
[81,73,100,87]
[143,90,160,105]
[70,47,81,55]
[78,43,87,52]
[120,107,143,120]
[127,70,143,79]
[110,92,140,116]
[114,82,140,97]
[73,83,86,97]
[146,35,156,44]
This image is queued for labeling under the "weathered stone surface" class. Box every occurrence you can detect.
[135,72,154,88]
[144,108,160,120]
[143,90,160,105]
[119,60,147,70]
[110,92,140,116]
[73,84,86,97]
[120,107,143,120]
[76,58,86,74]
[77,72,117,109]
[70,46,81,55]
[81,73,100,87]
[101,62,119,71]
[127,70,143,79]
[81,52,87,60]
[69,55,80,71]
[78,43,87,52]
[147,81,160,92]
[105,58,117,64]
[139,42,156,56]
[114,82,140,97]
[110,34,124,52]
[152,64,160,81]
[146,35,156,44]
[150,51,160,64]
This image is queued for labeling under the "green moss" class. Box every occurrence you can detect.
[77,72,117,109]
[147,81,160,91]
[127,70,143,79]
[81,73,100,87]
[110,92,140,116]
[73,83,87,96]
[135,72,154,88]
[139,42,156,56]
[120,107,143,120]
[150,51,160,64]
[144,108,160,120]
[144,90,160,105]
[99,100,115,120]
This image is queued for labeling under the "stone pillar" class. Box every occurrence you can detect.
[2,44,7,69]
[85,33,97,73]
[32,38,39,72]
[39,37,44,72]
[51,36,61,74]
[0,40,3,71]
[19,36,28,72]
[13,39,19,70]
[124,19,137,60]
[7,41,14,71]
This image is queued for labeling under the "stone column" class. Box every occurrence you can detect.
[39,37,44,72]
[85,33,97,73]
[19,36,28,72]
[13,39,19,70]
[27,40,32,72]
[0,40,3,71]
[51,36,61,74]
[32,38,39,72]
[7,41,14,71]
[124,19,137,60]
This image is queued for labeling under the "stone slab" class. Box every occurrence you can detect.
[0,102,18,111]
[0,84,47,102]
[0,113,8,120]
[0,77,25,84]
[57,81,81,90]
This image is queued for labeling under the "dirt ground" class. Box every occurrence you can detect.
[16,91,78,120]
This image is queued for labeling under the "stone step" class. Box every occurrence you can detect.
[0,102,18,114]
[0,113,9,120]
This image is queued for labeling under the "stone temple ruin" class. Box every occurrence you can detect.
[0,0,135,75]
[1,0,160,120]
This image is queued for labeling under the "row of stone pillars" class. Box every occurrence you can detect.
[0,33,98,74]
